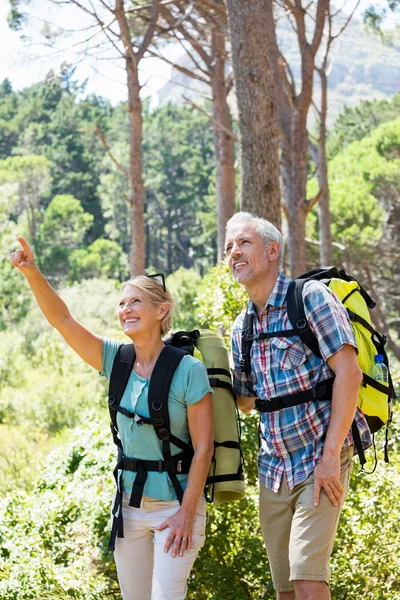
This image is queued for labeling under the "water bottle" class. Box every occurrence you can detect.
[370,354,389,383]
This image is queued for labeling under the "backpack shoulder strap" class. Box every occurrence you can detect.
[240,309,254,379]
[286,279,322,358]
[148,345,188,449]
[108,344,136,443]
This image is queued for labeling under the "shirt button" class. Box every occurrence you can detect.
[282,454,288,459]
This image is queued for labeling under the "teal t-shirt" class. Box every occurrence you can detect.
[101,338,212,500]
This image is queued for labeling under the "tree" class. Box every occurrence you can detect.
[8,0,162,275]
[0,79,19,158]
[225,0,281,229]
[0,155,51,257]
[265,0,329,276]
[308,117,400,357]
[0,71,110,240]
[155,0,236,260]
[328,92,400,157]
[309,3,360,265]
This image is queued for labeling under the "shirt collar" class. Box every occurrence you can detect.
[248,272,292,315]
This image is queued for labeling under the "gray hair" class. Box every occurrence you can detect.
[226,211,285,268]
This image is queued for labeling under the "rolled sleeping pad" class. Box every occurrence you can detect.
[195,329,245,505]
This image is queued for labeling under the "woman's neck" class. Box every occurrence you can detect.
[133,338,165,378]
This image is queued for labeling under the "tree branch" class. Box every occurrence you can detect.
[305,184,326,213]
[147,48,210,83]
[137,0,159,61]
[282,201,293,226]
[95,124,130,181]
[182,95,237,140]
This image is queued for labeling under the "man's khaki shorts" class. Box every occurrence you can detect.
[259,446,354,593]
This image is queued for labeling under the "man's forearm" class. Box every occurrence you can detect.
[323,369,361,456]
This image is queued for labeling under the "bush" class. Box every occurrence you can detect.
[195,261,247,337]
[0,419,119,600]
[166,267,202,331]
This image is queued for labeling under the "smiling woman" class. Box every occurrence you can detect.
[9,236,214,600]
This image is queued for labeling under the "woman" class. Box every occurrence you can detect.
[10,236,214,600]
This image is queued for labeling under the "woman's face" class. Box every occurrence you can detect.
[117,284,164,339]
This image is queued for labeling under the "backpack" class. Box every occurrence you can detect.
[108,329,244,551]
[241,267,395,469]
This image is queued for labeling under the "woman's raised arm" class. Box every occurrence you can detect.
[10,236,103,372]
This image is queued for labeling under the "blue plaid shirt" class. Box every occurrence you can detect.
[231,272,372,493]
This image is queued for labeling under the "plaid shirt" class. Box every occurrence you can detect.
[231,272,372,493]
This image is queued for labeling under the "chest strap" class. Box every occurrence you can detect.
[254,377,335,412]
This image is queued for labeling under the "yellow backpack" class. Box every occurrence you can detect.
[286,267,395,466]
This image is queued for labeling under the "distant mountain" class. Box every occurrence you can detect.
[157,14,400,127]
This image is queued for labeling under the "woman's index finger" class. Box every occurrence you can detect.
[17,236,31,253]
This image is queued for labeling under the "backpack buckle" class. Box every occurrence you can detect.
[177,460,182,473]
[296,319,309,332]
[158,460,164,473]
[158,428,170,441]
[134,414,144,427]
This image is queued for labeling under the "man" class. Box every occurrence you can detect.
[225,212,371,600]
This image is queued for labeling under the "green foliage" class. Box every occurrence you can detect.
[331,454,400,599]
[142,105,217,273]
[69,239,128,283]
[329,92,400,157]
[309,117,400,256]
[38,194,94,278]
[0,420,119,600]
[166,267,202,331]
[195,261,248,336]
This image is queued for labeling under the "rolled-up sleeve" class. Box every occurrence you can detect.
[303,281,357,362]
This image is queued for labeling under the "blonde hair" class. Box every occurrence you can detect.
[121,276,174,336]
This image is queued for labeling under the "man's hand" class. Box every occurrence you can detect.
[313,453,344,507]
[10,237,36,274]
[235,394,255,414]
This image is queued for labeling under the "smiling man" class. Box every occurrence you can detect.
[225,212,371,600]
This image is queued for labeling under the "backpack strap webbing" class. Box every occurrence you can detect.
[108,344,135,551]
[127,345,192,509]
[255,377,335,412]
[286,279,322,358]
[108,344,136,448]
[286,280,367,468]
[108,344,193,552]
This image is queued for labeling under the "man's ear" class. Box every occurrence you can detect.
[269,241,281,263]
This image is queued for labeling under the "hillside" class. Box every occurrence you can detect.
[157,14,400,126]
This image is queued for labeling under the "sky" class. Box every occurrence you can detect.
[0,0,182,105]
[0,0,395,106]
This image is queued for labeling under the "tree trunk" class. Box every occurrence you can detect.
[225,0,281,228]
[264,0,329,277]
[313,69,332,266]
[115,0,152,276]
[210,27,236,261]
[127,64,146,275]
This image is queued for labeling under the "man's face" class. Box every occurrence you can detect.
[225,222,272,285]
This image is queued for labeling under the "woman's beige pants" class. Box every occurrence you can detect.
[114,493,207,600]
